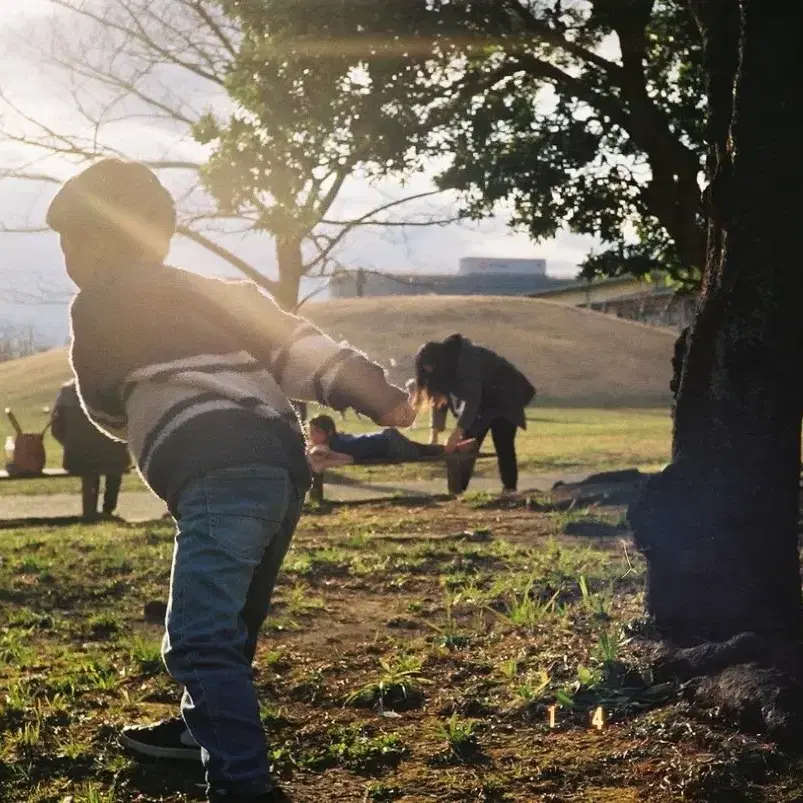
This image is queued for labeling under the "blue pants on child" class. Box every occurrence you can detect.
[162,465,301,798]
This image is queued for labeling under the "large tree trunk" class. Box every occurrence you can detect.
[629,1,803,736]
[273,235,304,312]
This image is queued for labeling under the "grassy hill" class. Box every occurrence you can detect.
[0,348,74,421]
[309,296,675,406]
[0,295,675,439]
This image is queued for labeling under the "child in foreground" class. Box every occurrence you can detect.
[47,158,414,803]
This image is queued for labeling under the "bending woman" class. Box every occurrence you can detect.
[414,334,535,494]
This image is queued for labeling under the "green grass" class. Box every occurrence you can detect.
[0,496,797,802]
[0,406,670,496]
[322,406,671,484]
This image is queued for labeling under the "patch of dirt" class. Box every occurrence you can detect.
[1,495,801,803]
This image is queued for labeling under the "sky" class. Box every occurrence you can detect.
[0,2,599,344]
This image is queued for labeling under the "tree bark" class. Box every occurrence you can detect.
[273,235,304,312]
[629,0,803,732]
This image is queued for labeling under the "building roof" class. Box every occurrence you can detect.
[527,275,649,298]
[330,269,564,298]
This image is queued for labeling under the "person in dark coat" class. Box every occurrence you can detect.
[50,381,130,519]
[414,334,535,494]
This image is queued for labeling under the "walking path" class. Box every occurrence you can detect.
[0,472,591,523]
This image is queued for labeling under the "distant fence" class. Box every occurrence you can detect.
[585,292,696,331]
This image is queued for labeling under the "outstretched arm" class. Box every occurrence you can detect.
[307,446,355,473]
[220,282,413,425]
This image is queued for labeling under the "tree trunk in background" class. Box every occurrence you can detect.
[274,236,304,312]
[629,1,803,736]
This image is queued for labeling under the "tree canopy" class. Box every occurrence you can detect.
[194,0,451,307]
[237,0,706,286]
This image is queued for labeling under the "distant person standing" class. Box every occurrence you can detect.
[50,380,130,519]
[414,334,535,494]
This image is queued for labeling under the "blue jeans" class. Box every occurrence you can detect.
[162,466,301,798]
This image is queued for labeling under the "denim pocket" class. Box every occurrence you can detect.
[202,467,292,564]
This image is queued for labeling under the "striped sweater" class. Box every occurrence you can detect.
[69,263,406,510]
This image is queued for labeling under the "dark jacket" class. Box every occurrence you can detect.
[51,382,130,476]
[430,336,535,433]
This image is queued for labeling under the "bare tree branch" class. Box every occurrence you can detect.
[507,0,623,75]
[0,88,109,161]
[0,274,73,305]
[50,0,229,87]
[0,170,61,185]
[295,279,331,310]
[320,190,450,226]
[175,225,278,295]
[308,189,451,270]
[0,0,454,309]
[48,54,201,128]
[187,0,238,58]
[311,164,355,221]
[182,211,260,225]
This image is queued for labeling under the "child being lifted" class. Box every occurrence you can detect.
[306,413,475,471]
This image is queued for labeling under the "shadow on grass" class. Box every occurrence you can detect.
[117,754,207,801]
[304,493,451,516]
[0,515,143,531]
[318,470,447,495]
[0,515,87,530]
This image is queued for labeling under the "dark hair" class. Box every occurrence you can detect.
[309,414,337,436]
[414,334,464,401]
[47,158,177,261]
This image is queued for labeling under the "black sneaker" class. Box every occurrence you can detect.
[120,717,201,761]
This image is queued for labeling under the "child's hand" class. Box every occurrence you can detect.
[378,400,416,428]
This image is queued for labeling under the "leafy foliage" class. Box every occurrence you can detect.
[194,0,432,307]
[222,1,707,286]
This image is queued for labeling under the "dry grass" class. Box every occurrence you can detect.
[0,296,675,425]
[0,347,74,416]
[307,296,675,406]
